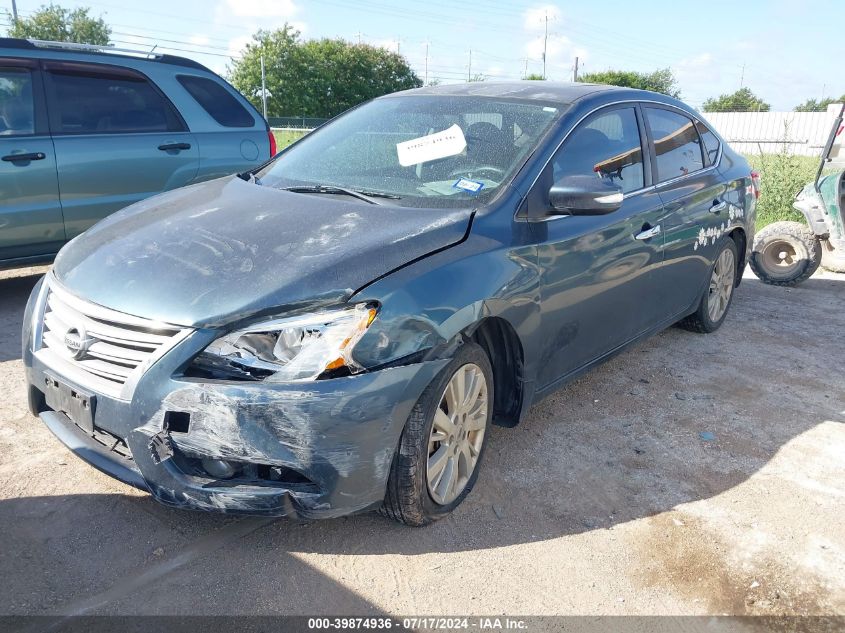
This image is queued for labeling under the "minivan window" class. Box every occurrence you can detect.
[644,107,705,182]
[696,120,720,166]
[177,75,255,128]
[47,67,181,135]
[0,68,34,136]
[553,107,644,193]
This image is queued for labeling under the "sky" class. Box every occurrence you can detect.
[3,0,841,111]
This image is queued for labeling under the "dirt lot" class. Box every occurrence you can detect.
[1,264,843,623]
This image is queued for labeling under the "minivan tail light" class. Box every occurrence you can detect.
[268,129,277,158]
[750,170,761,199]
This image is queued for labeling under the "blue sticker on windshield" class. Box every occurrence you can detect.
[453,178,484,194]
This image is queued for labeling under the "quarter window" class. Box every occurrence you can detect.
[553,107,645,193]
[0,68,35,136]
[47,67,182,134]
[177,75,255,128]
[644,107,705,182]
[695,120,720,166]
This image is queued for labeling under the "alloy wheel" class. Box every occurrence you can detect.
[426,363,488,506]
[708,248,736,322]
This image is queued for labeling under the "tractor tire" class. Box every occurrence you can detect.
[749,221,821,286]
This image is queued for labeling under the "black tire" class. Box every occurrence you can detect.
[679,238,739,333]
[749,221,821,286]
[380,341,493,526]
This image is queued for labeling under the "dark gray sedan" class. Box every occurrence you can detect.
[22,82,756,525]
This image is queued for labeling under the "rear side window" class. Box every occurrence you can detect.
[46,66,184,134]
[644,107,705,182]
[696,120,720,166]
[553,107,645,193]
[177,75,255,128]
[0,68,35,136]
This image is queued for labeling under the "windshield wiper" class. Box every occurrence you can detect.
[281,185,400,205]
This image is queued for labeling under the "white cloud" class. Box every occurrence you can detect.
[521,5,586,80]
[523,5,562,31]
[224,0,298,19]
[227,35,252,59]
[188,34,210,47]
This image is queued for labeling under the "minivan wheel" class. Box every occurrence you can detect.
[679,238,738,333]
[381,341,493,526]
[749,221,821,286]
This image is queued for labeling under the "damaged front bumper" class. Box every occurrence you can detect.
[23,279,448,518]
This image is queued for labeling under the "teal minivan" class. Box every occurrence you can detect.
[0,38,274,269]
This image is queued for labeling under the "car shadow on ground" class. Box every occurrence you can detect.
[2,271,844,614]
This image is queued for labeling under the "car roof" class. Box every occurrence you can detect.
[0,37,212,72]
[384,81,682,110]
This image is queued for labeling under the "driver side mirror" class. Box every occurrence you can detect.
[548,175,624,215]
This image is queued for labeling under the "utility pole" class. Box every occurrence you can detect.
[424,41,429,86]
[396,37,400,54]
[11,0,18,21]
[260,55,268,120]
[467,49,472,82]
[739,63,745,88]
[542,10,549,79]
[573,56,579,82]
[356,31,362,45]
[523,58,528,80]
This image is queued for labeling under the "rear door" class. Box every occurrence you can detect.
[0,59,64,261]
[642,105,729,317]
[43,60,199,239]
[174,73,269,179]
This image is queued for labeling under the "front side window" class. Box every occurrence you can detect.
[644,107,705,182]
[47,67,181,134]
[0,68,35,136]
[553,107,644,193]
[257,96,562,208]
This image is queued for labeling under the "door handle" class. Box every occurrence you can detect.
[2,152,46,162]
[157,142,191,151]
[635,224,661,240]
[709,200,727,214]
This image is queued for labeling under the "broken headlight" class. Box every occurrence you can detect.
[188,304,378,382]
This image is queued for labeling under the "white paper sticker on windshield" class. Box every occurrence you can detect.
[396,124,467,167]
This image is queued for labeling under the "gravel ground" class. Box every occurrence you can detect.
[0,264,843,623]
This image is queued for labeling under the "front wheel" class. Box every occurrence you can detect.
[679,238,738,333]
[749,221,821,286]
[381,341,493,526]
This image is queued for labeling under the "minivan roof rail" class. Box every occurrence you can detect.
[0,37,212,72]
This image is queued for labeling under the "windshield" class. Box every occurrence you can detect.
[257,95,563,208]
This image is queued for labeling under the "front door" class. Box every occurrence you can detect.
[43,60,199,239]
[0,60,64,261]
[527,105,666,389]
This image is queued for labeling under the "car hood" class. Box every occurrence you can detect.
[52,176,473,327]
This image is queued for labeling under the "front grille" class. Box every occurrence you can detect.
[36,278,190,400]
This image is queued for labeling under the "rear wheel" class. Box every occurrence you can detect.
[749,221,821,286]
[381,342,493,526]
[679,238,738,333]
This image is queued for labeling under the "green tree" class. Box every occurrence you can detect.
[7,4,110,45]
[577,68,680,97]
[794,95,845,112]
[524,73,545,80]
[229,27,422,118]
[701,87,770,112]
